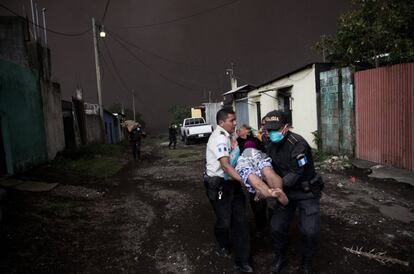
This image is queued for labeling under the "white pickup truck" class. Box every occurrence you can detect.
[180,117,213,145]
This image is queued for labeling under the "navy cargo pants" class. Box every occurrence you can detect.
[270,197,320,258]
[204,179,251,265]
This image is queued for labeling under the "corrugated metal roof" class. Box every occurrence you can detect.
[257,62,334,88]
[222,84,253,95]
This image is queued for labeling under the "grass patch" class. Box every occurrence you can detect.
[164,149,204,162]
[59,143,124,159]
[312,149,330,162]
[145,134,168,145]
[48,201,74,217]
[48,200,74,210]
[61,157,124,178]
[52,143,126,178]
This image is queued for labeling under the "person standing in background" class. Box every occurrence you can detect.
[168,123,177,149]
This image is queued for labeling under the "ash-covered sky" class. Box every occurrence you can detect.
[2,0,350,133]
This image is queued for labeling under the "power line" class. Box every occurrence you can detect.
[109,34,209,91]
[101,39,156,116]
[0,3,91,37]
[102,40,130,93]
[100,46,122,100]
[111,0,242,29]
[101,0,111,22]
[107,28,217,75]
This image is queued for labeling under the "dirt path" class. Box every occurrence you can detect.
[0,142,413,273]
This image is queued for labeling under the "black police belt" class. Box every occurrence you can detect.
[203,173,225,201]
[293,174,324,194]
[285,175,324,200]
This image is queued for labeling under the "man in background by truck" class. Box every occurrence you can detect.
[168,123,177,149]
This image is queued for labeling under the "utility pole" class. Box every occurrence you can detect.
[30,0,36,40]
[34,2,40,40]
[92,17,105,135]
[41,8,47,47]
[132,89,136,122]
[226,62,237,90]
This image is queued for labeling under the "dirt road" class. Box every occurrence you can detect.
[0,142,413,273]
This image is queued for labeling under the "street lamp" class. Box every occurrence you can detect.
[99,25,106,38]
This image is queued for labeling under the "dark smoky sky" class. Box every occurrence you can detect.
[2,0,350,133]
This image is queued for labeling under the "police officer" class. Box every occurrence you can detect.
[263,110,323,274]
[168,123,177,149]
[204,108,253,273]
[129,125,143,160]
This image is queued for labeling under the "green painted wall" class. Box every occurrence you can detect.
[320,69,340,152]
[0,59,47,174]
[319,67,355,155]
[340,67,354,155]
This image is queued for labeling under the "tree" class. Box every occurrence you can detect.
[168,105,191,125]
[315,0,414,69]
[108,103,146,128]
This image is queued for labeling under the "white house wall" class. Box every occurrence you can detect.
[248,65,318,148]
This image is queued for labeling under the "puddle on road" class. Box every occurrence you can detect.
[346,194,414,223]
[379,204,414,223]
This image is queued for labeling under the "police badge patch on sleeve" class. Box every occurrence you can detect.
[217,143,228,153]
[297,153,307,167]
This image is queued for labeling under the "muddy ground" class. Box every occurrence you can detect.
[0,141,413,273]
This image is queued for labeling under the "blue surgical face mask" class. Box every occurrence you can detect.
[269,130,284,143]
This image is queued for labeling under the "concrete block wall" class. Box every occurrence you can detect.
[0,17,29,66]
[320,69,340,153]
[320,67,355,155]
[85,114,104,144]
[40,81,65,160]
[340,67,354,155]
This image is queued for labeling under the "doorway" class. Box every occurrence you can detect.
[277,87,292,125]
[256,101,261,129]
[0,116,7,175]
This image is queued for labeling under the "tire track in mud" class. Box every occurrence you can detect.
[133,179,196,273]
[5,142,412,273]
[125,144,243,274]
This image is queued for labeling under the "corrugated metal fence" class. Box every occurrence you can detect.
[355,63,414,171]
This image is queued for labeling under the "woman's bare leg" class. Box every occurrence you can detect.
[261,167,288,205]
[247,173,271,199]
[261,166,282,189]
[247,173,288,205]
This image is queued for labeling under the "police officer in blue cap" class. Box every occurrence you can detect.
[263,110,324,274]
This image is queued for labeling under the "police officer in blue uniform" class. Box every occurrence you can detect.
[168,123,177,149]
[204,108,253,273]
[263,110,323,274]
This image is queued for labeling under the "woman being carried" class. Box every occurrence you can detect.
[235,139,288,205]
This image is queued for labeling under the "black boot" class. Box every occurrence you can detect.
[268,253,286,274]
[297,257,315,274]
